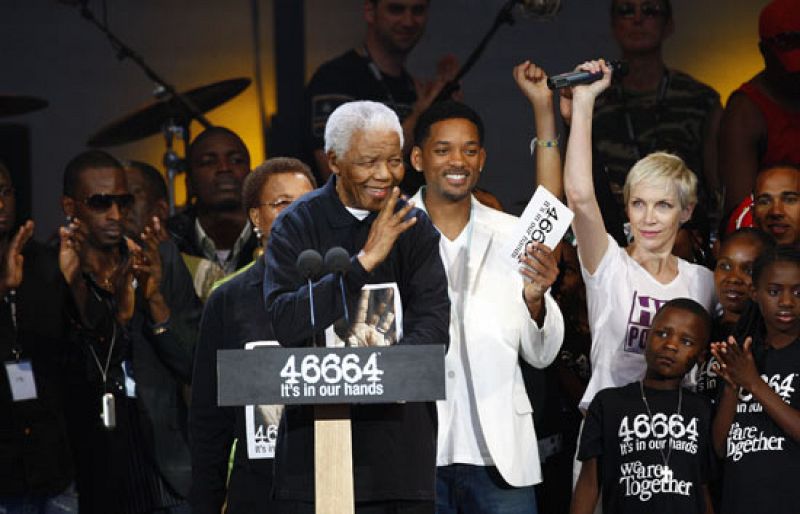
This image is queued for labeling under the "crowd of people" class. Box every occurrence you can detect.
[2,0,800,513]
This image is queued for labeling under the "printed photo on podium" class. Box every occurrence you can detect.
[325,283,403,348]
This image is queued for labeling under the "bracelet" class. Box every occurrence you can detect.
[530,135,560,155]
[151,317,170,336]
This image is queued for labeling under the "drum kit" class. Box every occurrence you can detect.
[4,1,253,215]
[1,76,251,215]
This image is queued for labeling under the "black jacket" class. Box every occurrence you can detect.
[0,241,73,496]
[190,257,291,514]
[65,239,200,513]
[264,177,450,502]
[166,205,259,273]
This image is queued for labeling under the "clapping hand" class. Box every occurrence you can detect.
[130,217,165,301]
[711,336,760,391]
[1,220,34,294]
[59,218,87,285]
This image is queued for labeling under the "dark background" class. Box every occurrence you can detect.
[1,0,767,237]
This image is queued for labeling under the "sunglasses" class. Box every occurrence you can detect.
[763,31,800,51]
[612,2,666,18]
[80,193,135,212]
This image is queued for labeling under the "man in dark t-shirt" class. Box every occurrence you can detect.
[573,299,715,514]
[303,0,456,194]
[593,0,722,231]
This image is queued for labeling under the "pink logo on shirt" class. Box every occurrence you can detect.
[625,292,666,354]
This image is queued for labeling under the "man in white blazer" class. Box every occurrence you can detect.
[410,100,564,513]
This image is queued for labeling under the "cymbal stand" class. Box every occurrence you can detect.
[71,3,213,130]
[162,120,189,216]
[434,0,520,102]
[65,1,211,214]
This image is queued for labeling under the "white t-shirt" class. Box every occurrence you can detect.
[345,206,370,221]
[436,221,494,467]
[579,234,715,411]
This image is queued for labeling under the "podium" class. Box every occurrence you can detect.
[217,345,446,513]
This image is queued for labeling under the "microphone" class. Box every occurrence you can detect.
[546,60,629,90]
[517,0,562,18]
[324,247,351,325]
[296,249,323,332]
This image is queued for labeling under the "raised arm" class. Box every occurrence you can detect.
[562,60,613,274]
[702,100,723,212]
[513,60,562,198]
[719,91,765,214]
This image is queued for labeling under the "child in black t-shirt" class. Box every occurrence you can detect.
[711,245,800,514]
[696,228,773,402]
[572,298,715,514]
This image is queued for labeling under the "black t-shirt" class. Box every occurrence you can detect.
[694,317,733,403]
[303,49,422,193]
[721,339,800,514]
[579,382,714,514]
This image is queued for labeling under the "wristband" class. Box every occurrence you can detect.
[530,135,560,155]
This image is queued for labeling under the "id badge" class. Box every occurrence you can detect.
[4,359,38,401]
[121,360,136,398]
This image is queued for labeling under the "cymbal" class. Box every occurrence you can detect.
[0,95,48,117]
[87,78,251,147]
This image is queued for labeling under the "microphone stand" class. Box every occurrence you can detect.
[67,2,213,215]
[434,0,521,102]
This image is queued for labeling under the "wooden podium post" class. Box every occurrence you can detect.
[314,404,354,513]
[218,345,445,514]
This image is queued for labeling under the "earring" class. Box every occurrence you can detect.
[254,226,263,240]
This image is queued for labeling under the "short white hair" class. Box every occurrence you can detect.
[623,152,697,210]
[323,101,403,157]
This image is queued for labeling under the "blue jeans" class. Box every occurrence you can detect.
[0,484,78,514]
[436,465,537,514]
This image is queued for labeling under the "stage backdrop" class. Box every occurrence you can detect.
[1,0,768,235]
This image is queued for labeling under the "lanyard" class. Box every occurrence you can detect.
[86,284,118,393]
[5,289,20,360]
[87,323,117,393]
[361,44,415,111]
[621,70,671,161]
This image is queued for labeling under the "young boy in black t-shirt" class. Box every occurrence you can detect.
[572,298,716,514]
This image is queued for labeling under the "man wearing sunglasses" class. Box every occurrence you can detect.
[59,150,199,514]
[591,0,722,237]
[719,0,800,227]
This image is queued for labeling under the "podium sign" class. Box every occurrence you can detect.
[217,345,446,406]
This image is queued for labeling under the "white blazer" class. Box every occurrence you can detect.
[412,191,565,487]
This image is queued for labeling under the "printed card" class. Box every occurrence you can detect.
[5,359,38,401]
[504,185,574,270]
[244,341,283,459]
